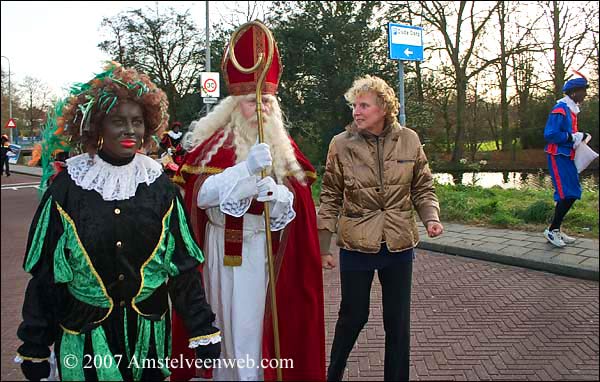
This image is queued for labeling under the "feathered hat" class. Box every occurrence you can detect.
[563,70,589,93]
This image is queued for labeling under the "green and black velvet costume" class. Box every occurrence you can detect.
[17,152,220,381]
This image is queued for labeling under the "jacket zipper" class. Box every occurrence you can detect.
[376,136,386,243]
[376,136,384,192]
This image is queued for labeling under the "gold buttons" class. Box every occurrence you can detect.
[114,208,121,215]
[116,241,122,248]
[118,274,125,281]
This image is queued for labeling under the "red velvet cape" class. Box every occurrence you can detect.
[170,130,325,381]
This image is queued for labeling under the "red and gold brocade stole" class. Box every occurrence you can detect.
[223,200,280,266]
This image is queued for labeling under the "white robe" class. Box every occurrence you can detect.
[197,162,295,381]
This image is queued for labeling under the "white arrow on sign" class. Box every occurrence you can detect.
[404,48,413,56]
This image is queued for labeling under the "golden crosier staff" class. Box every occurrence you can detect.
[226,20,283,381]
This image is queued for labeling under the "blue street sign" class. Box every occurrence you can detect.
[388,23,423,61]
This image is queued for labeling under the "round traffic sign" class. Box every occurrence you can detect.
[203,78,218,93]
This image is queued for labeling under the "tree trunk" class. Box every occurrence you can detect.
[499,2,510,151]
[451,74,467,162]
[552,0,565,100]
[415,61,424,103]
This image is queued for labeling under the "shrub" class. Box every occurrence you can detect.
[473,200,499,216]
[490,211,520,227]
[515,200,554,223]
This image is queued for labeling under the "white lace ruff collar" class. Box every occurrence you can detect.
[558,96,580,115]
[66,153,163,201]
[168,130,183,139]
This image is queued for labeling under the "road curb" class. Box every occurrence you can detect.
[8,168,42,177]
[417,241,599,281]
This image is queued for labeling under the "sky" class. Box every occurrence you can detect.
[1,1,239,99]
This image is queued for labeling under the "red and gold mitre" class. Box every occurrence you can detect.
[221,20,282,96]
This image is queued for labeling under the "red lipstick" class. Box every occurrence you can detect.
[120,139,137,148]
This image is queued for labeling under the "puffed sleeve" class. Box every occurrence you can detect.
[16,190,64,362]
[197,162,257,216]
[166,192,221,347]
[411,142,440,225]
[544,107,571,144]
[317,137,344,233]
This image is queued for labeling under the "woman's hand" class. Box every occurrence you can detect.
[321,253,336,270]
[426,221,444,238]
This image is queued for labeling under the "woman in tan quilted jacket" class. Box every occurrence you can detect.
[318,75,443,381]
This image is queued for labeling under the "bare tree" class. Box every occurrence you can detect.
[19,76,51,137]
[99,17,129,65]
[217,1,275,29]
[495,2,544,151]
[540,1,597,99]
[417,1,500,162]
[98,6,206,121]
[424,66,456,154]
[498,1,510,151]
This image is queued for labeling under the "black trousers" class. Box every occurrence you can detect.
[327,261,413,381]
[1,157,9,175]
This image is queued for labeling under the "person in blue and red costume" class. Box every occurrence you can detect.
[15,62,221,381]
[543,71,591,247]
[170,21,326,381]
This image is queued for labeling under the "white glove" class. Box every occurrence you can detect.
[256,176,279,202]
[572,132,590,149]
[167,147,173,155]
[246,143,272,175]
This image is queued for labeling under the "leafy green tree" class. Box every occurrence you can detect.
[268,1,390,166]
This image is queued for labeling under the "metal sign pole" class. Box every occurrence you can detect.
[1,55,12,142]
[388,22,423,127]
[205,1,211,114]
[398,60,406,126]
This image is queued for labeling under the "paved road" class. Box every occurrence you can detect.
[1,174,39,381]
[2,174,598,381]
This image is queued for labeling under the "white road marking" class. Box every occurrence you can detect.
[1,184,40,191]
[1,182,40,187]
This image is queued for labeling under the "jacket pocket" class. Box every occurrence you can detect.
[387,159,415,185]
[337,215,365,248]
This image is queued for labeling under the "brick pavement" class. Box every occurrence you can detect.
[2,171,599,381]
[323,248,599,381]
[1,174,37,381]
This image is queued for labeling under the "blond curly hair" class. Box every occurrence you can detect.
[344,75,400,127]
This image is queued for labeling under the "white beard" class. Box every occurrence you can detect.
[231,110,303,183]
[183,95,306,184]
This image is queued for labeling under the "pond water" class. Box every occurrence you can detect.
[433,170,599,190]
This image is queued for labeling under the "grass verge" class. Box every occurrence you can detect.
[312,177,599,239]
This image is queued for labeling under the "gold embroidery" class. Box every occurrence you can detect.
[56,203,114,325]
[223,255,242,266]
[180,164,223,175]
[16,353,49,362]
[172,174,186,186]
[224,229,243,243]
[60,324,80,335]
[132,201,174,317]
[189,331,221,343]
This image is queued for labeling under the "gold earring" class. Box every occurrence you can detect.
[140,137,145,148]
[97,136,103,150]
